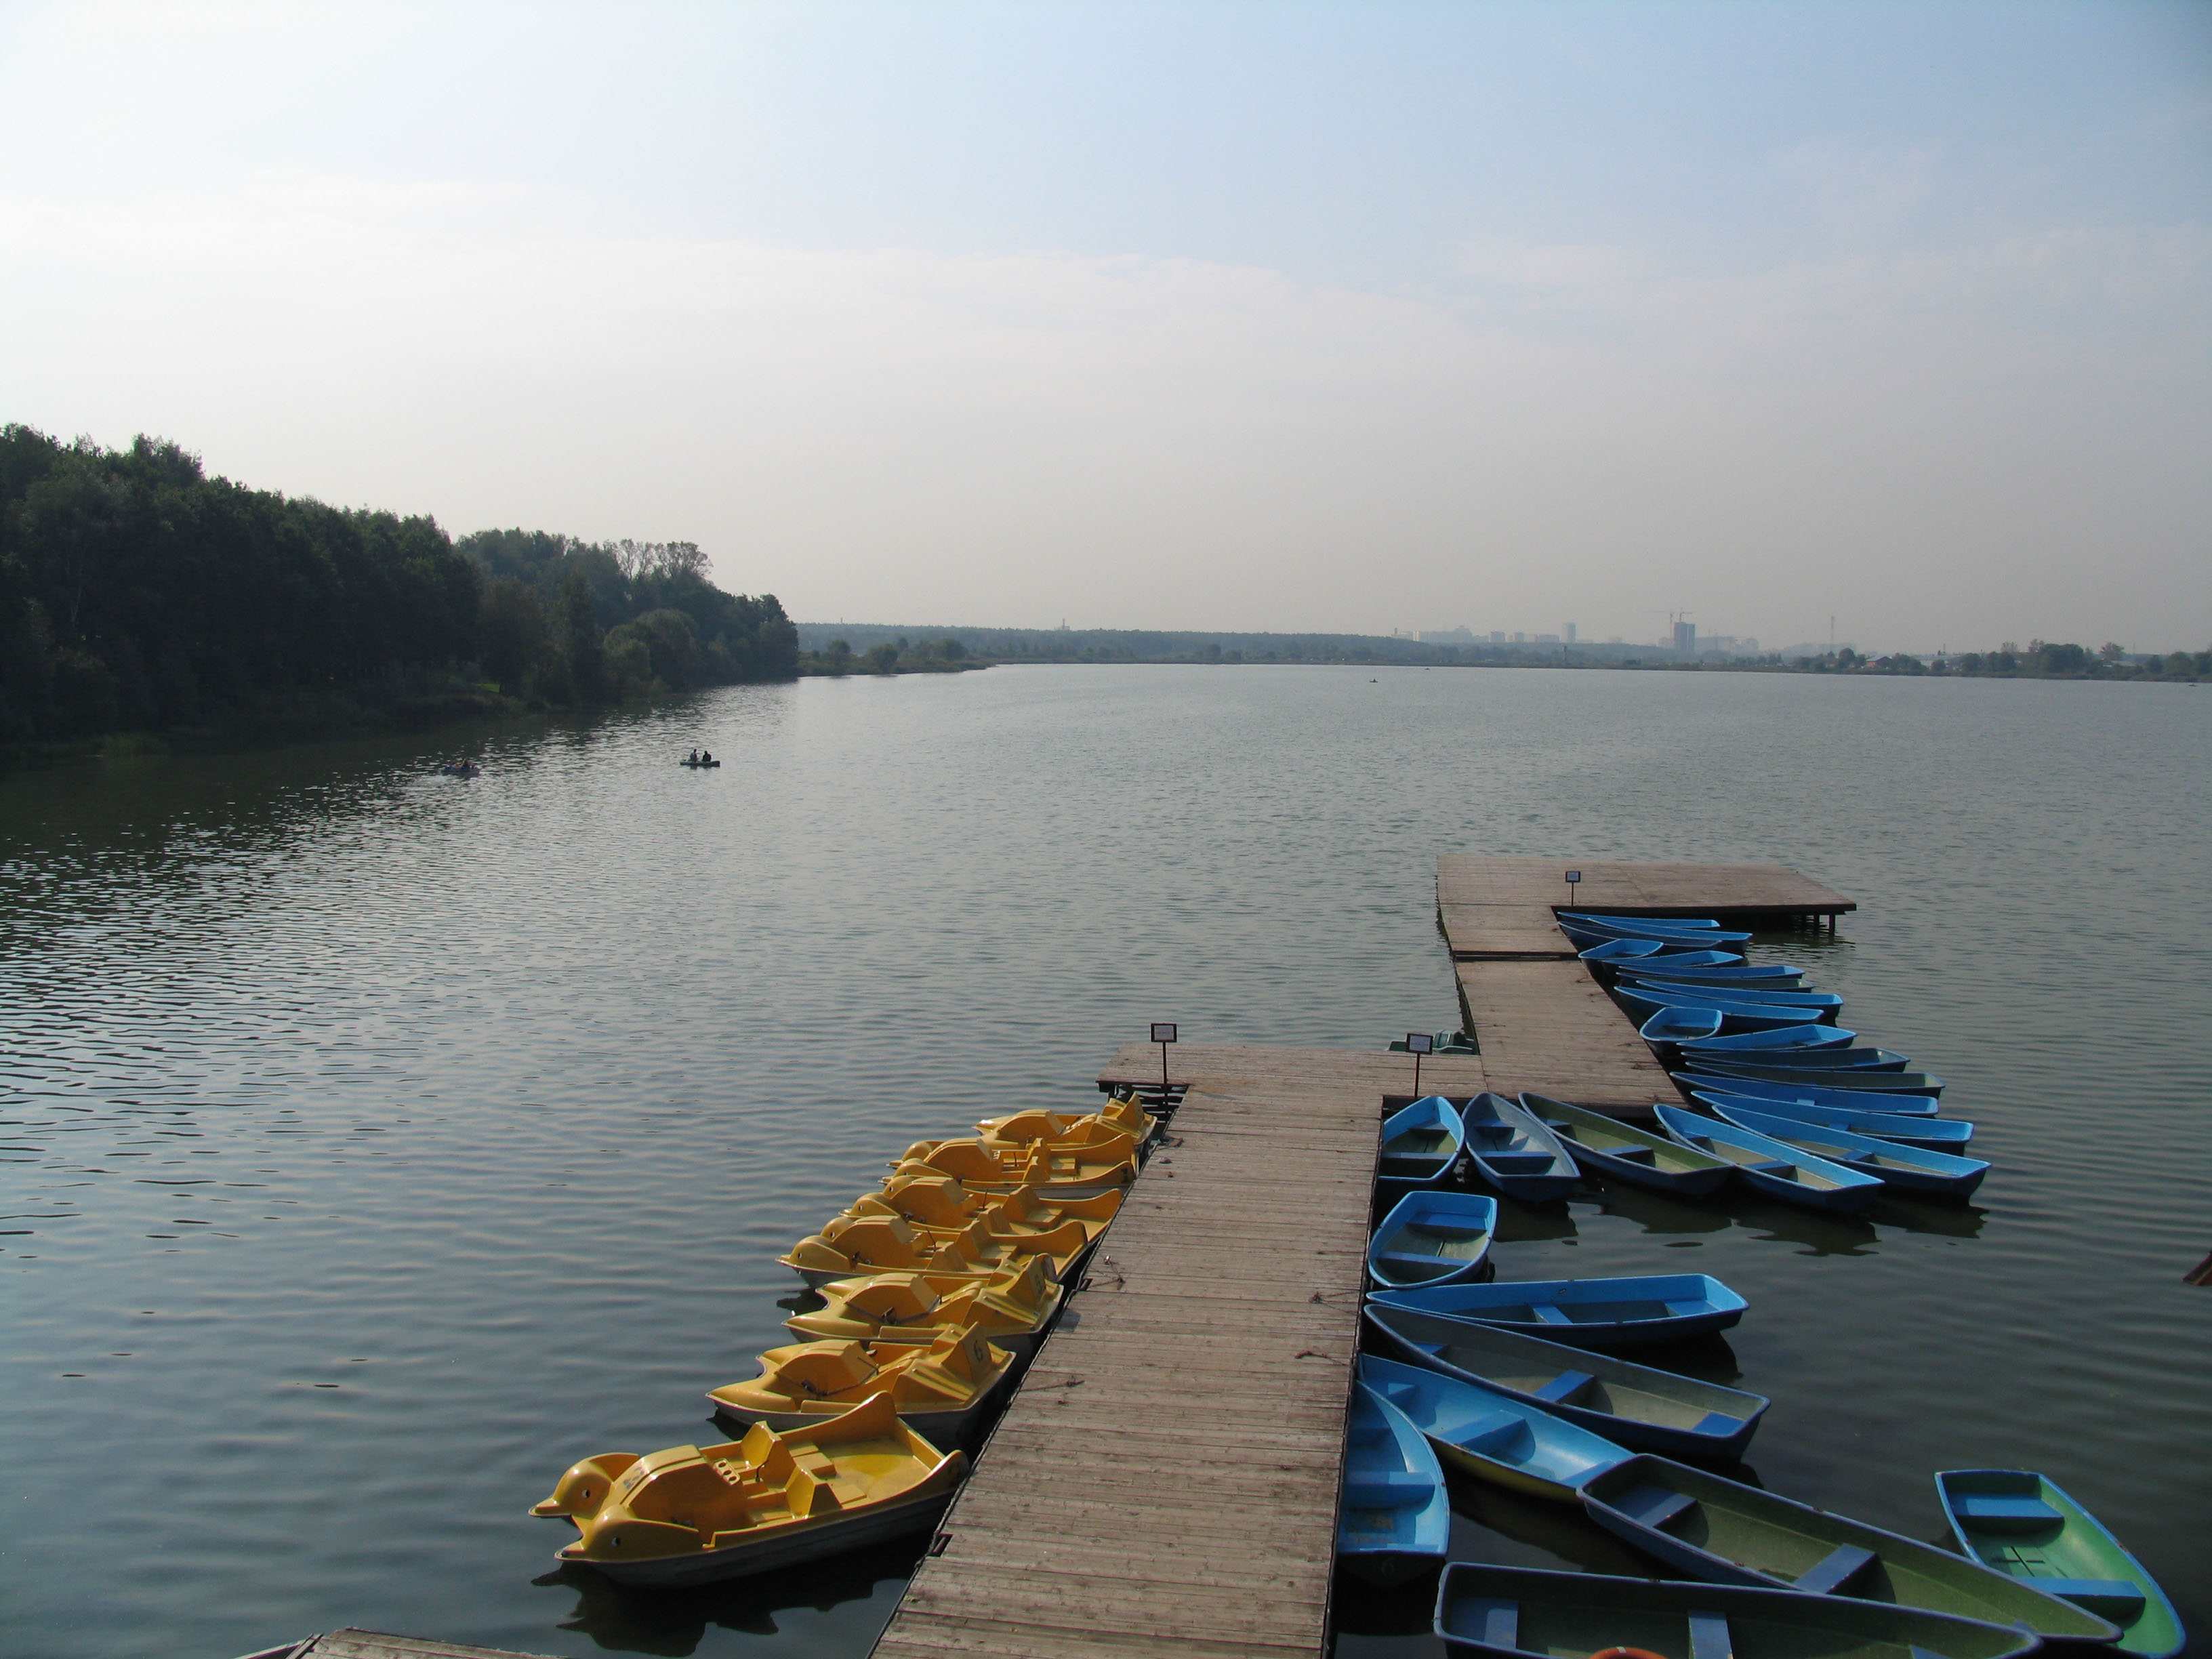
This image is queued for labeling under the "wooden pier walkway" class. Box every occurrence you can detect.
[870,1048,1424,1659]
[1437,855,1853,960]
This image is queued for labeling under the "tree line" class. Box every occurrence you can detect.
[0,426,797,746]
[1757,642,2209,680]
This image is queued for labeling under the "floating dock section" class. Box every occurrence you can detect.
[1437,855,1853,961]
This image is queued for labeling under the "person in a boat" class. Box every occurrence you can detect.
[687,747,698,764]
[699,748,712,764]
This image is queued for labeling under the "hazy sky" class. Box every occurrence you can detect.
[5,2,2208,649]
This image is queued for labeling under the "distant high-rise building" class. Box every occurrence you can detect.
[1673,620,1697,655]
[1511,631,1527,643]
[1564,622,1577,642]
[1490,631,1506,642]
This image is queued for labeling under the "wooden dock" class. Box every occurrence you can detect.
[870,1048,1420,1659]
[239,1633,555,1659]
[1437,855,1853,960]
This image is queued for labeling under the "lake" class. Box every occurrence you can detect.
[3,665,2207,1658]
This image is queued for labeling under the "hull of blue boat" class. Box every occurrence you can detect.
[1711,1103,1990,1199]
[1367,1273,1748,1350]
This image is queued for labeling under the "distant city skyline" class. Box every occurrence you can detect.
[3,2,2207,649]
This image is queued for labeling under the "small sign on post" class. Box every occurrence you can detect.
[1406,1030,1433,1097]
[1151,1022,1177,1101]
[1564,868,1582,903]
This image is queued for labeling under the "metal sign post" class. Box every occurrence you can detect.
[1405,1030,1433,1097]
[1564,868,1582,905]
[1151,1023,1177,1101]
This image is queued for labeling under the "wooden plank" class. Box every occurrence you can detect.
[293,1635,559,1659]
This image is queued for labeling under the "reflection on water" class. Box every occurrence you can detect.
[4,668,2210,1658]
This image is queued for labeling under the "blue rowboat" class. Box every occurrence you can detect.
[1710,1103,1990,1199]
[1653,1105,1883,1213]
[1561,911,1723,933]
[1622,980,1845,1015]
[1521,1094,1733,1198]
[1684,1088,1976,1149]
[1582,940,1746,968]
[1377,1095,1466,1204]
[1563,918,1752,949]
[1677,1023,1856,1055]
[1580,1456,2123,1649]
[1355,1354,1629,1501]
[1692,1055,1942,1094]
[1616,987,1834,1034]
[1433,1562,2044,1659]
[1368,1189,1499,1289]
[1936,1469,2185,1658]
[1459,1093,1580,1202]
[1578,935,1668,963]
[1367,1273,1747,1351]
[1640,1006,1725,1046]
[1617,962,1807,988]
[1336,1380,1449,1586]
[1672,1069,1940,1115]
[1690,1043,1909,1071]
[1361,1303,1768,1459]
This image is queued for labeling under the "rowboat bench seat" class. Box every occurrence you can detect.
[1686,1611,1732,1659]
[1345,1471,1434,1509]
[2024,1578,2146,1616]
[1530,1370,1595,1404]
[1689,1411,1742,1438]
[1796,1542,1877,1595]
[1608,1145,1657,1163]
[1952,1493,2062,1528]
[1525,1305,1572,1325]
[1440,1411,1525,1453]
[1612,1483,1699,1532]
[1376,1250,1460,1274]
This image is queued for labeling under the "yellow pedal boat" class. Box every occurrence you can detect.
[977,1100,1158,1149]
[848,1173,1123,1246]
[532,1393,965,1585]
[893,1137,1136,1200]
[705,1327,1016,1444]
[779,1210,1089,1289]
[785,1260,1064,1355]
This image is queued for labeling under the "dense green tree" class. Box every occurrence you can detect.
[0,424,797,746]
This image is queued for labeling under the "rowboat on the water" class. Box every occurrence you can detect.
[1936,1469,2185,1658]
[1692,1055,1941,1093]
[1367,1189,1499,1288]
[1708,1103,1990,1199]
[1563,919,1751,951]
[1671,1069,1940,1115]
[1361,1302,1769,1458]
[1366,1273,1747,1350]
[1433,1561,2043,1659]
[1459,1092,1580,1202]
[1582,938,1746,968]
[1677,1023,1857,1055]
[1639,1006,1725,1046]
[1336,1381,1450,1585]
[1652,1104,1883,1213]
[1579,1455,2123,1648]
[1356,1353,1629,1501]
[531,1394,966,1584]
[1616,986,1834,1033]
[1622,981,1845,1017]
[1561,911,1723,930]
[1377,1095,1469,1204]
[1683,1086,1976,1148]
[1685,1041,1908,1071]
[1521,1094,1733,1197]
[1617,962,1807,989]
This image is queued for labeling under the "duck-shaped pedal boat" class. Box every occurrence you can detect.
[706,1326,1016,1444]
[531,1393,965,1584]
[779,1210,1089,1290]
[975,1099,1159,1151]
[785,1259,1065,1355]
[846,1173,1122,1247]
[891,1137,1136,1200]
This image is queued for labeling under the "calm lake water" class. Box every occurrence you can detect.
[3,666,2208,1659]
